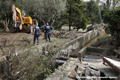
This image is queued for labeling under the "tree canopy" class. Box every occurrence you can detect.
[0,0,12,31]
[103,7,120,45]
[86,0,102,25]
[0,0,67,31]
[0,0,120,31]
[20,0,67,25]
[56,0,88,31]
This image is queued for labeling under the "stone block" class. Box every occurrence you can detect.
[78,47,87,62]
[46,58,84,80]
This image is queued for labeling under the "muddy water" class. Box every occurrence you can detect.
[83,55,102,62]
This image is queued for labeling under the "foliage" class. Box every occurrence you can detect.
[0,22,4,29]
[71,1,88,30]
[21,0,66,25]
[92,36,111,48]
[62,0,88,31]
[92,36,116,55]
[103,7,120,45]
[100,0,112,17]
[101,0,120,18]
[86,0,101,25]
[112,0,120,9]
[53,12,68,30]
[0,0,12,31]
[23,55,55,80]
[103,7,120,34]
[0,0,67,31]
[0,47,56,80]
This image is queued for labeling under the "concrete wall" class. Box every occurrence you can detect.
[78,46,105,61]
[56,30,99,59]
[87,47,105,53]
[46,58,84,80]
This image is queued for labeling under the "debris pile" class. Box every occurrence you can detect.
[94,23,106,32]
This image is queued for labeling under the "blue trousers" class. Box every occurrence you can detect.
[33,34,39,45]
[45,32,51,41]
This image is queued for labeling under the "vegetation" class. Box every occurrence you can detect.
[0,0,12,31]
[54,0,89,31]
[1,0,119,31]
[86,0,102,25]
[0,33,70,80]
[20,0,66,26]
[66,0,88,31]
[0,0,120,79]
[0,0,67,31]
[91,35,118,55]
[0,0,104,31]
[0,51,55,80]
[103,7,120,46]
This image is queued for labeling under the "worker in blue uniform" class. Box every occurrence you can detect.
[43,23,52,42]
[33,20,40,45]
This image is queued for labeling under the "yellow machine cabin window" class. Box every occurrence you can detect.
[23,17,32,24]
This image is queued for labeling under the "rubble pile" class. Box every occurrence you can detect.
[93,23,106,32]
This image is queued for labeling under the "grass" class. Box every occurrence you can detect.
[0,32,71,80]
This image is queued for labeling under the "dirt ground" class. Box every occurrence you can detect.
[0,29,86,53]
[0,32,31,56]
[0,31,72,57]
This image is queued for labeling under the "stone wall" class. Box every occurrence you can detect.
[46,58,84,80]
[56,30,99,59]
[46,58,102,80]
[78,46,105,62]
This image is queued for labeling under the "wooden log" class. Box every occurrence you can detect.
[103,57,120,79]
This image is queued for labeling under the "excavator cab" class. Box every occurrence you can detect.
[22,17,33,32]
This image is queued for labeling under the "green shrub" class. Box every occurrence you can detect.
[103,7,120,46]
[0,50,56,80]
[92,36,111,48]
[0,22,4,29]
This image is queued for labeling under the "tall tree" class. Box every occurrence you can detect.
[86,0,101,25]
[66,0,88,31]
[22,0,66,26]
[96,0,102,22]
[106,0,111,10]
[100,0,120,19]
[0,0,67,31]
[0,0,12,31]
[103,7,120,46]
[66,0,73,31]
[112,0,120,9]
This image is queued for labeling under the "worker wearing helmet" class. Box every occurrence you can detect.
[33,20,40,45]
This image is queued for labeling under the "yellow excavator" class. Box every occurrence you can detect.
[12,4,35,33]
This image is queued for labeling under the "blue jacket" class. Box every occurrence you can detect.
[43,26,52,33]
[34,26,40,35]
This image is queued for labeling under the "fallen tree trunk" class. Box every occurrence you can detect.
[103,57,120,79]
